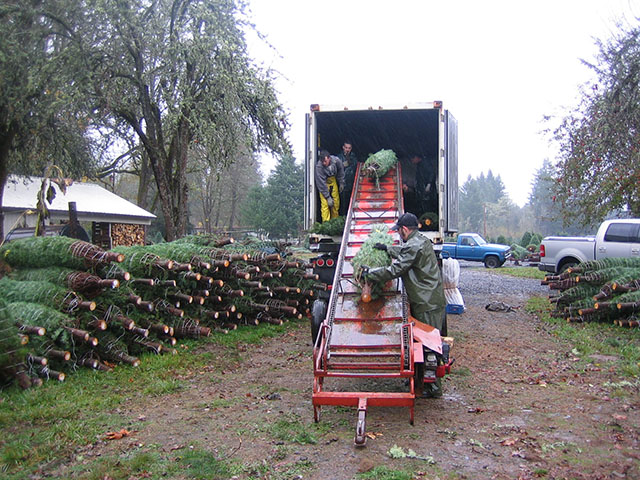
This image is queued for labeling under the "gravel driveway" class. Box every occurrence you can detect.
[455,260,549,307]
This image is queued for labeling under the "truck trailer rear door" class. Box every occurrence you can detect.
[444,111,458,233]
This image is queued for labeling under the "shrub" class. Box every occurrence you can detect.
[520,231,532,247]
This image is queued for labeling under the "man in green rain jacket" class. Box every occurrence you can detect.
[363,212,447,397]
[366,212,446,331]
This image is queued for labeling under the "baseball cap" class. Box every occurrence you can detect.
[390,213,419,231]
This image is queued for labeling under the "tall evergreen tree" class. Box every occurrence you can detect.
[529,159,565,235]
[459,170,506,233]
[528,159,590,236]
[485,197,521,240]
[241,155,303,238]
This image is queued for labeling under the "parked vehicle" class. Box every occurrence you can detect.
[440,233,511,268]
[304,102,458,443]
[538,218,640,273]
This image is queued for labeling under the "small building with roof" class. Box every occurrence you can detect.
[2,175,156,248]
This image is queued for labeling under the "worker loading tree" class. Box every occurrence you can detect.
[361,212,447,397]
[315,149,345,222]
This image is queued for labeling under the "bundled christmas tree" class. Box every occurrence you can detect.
[173,234,234,248]
[112,245,175,278]
[567,257,640,275]
[363,149,397,184]
[0,298,31,388]
[0,277,95,314]
[310,216,346,236]
[11,266,119,294]
[0,236,122,270]
[351,225,394,302]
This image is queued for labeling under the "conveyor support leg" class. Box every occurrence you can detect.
[354,397,368,446]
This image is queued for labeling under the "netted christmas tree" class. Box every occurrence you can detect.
[173,234,234,248]
[141,242,225,271]
[112,245,175,278]
[11,266,119,294]
[310,216,346,236]
[0,298,31,388]
[216,239,317,323]
[1,301,100,383]
[567,257,640,275]
[0,277,95,314]
[0,236,123,269]
[351,225,394,302]
[363,149,397,185]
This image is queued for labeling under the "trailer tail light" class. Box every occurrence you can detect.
[540,244,546,257]
[315,258,325,267]
[326,258,335,267]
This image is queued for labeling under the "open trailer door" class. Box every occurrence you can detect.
[444,110,458,234]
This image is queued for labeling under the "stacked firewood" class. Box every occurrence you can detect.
[111,223,146,247]
[0,235,318,389]
[542,257,640,327]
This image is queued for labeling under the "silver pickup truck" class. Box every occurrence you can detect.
[538,218,640,273]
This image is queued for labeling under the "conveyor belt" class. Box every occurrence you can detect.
[312,163,416,445]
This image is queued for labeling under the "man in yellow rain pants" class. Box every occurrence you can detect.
[315,149,345,222]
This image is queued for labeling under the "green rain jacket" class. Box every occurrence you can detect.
[367,230,446,316]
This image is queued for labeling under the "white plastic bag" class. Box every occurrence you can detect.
[442,258,464,307]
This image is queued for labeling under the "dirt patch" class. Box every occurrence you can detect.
[55,291,639,479]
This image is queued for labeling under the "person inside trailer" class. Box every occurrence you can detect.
[399,154,425,215]
[315,149,345,222]
[336,140,362,215]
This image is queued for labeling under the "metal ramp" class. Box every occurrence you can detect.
[312,163,417,446]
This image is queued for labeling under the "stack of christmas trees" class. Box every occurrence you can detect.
[0,235,319,388]
[543,257,640,327]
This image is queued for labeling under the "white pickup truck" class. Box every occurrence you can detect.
[538,218,640,273]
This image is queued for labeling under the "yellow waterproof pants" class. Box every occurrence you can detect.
[320,176,340,222]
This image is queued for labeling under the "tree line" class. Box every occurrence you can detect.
[458,166,589,245]
[2,3,638,242]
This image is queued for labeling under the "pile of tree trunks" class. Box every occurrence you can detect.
[0,235,318,389]
[542,257,640,327]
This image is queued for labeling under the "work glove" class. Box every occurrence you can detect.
[339,184,344,193]
[373,243,388,251]
[326,196,334,208]
[358,265,370,281]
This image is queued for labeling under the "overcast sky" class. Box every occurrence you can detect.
[245,0,639,207]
